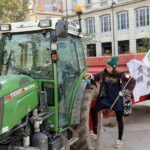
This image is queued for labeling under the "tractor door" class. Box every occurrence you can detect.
[57,35,80,126]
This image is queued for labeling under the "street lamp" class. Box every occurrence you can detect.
[111,1,116,55]
[74,6,83,33]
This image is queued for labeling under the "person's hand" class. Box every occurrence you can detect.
[119,91,124,97]
[125,73,131,79]
[83,73,92,79]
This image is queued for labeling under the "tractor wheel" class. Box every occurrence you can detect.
[71,85,103,150]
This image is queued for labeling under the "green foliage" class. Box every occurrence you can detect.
[138,38,150,53]
[141,38,150,50]
[0,0,29,23]
[138,46,147,53]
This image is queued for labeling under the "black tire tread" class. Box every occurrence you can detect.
[71,85,101,150]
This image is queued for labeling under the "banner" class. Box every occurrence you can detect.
[127,59,150,102]
[143,49,150,66]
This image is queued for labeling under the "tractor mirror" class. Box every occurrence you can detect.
[55,19,68,37]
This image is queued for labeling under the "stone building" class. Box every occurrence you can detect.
[63,0,150,56]
[27,0,63,21]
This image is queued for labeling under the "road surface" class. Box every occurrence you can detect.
[97,101,150,150]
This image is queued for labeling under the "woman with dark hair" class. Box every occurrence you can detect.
[84,56,135,148]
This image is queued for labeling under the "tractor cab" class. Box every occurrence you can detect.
[0,19,86,130]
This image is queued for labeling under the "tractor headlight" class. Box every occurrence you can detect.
[0,24,11,31]
[39,20,51,28]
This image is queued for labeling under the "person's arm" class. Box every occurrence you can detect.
[83,71,103,81]
[93,72,103,81]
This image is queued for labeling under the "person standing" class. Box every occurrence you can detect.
[84,56,135,148]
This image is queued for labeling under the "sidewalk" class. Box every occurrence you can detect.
[97,101,150,150]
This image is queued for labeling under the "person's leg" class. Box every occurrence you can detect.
[92,103,106,134]
[115,111,124,140]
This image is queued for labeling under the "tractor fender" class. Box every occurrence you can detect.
[71,81,88,125]
[71,81,97,125]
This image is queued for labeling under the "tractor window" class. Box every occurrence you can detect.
[75,38,86,72]
[1,31,53,79]
[57,35,79,126]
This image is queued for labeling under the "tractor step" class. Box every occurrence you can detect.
[60,127,79,150]
[14,147,40,150]
[68,137,79,146]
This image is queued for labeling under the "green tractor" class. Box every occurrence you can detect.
[0,18,101,150]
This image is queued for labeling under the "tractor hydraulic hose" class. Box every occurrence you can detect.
[12,116,28,133]
[12,121,27,133]
[0,117,28,144]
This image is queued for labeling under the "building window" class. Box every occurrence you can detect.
[136,38,150,53]
[101,15,111,32]
[34,0,63,12]
[72,0,77,11]
[85,0,92,9]
[102,42,112,56]
[101,0,108,6]
[85,18,95,34]
[136,7,149,27]
[118,40,130,54]
[117,11,129,30]
[86,0,92,5]
[87,44,96,57]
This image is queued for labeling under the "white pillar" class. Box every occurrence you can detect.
[129,7,136,53]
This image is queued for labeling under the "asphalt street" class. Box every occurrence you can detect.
[97,101,150,150]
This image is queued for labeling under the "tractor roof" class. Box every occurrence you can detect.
[0,18,81,37]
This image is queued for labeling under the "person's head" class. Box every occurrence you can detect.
[106,56,119,74]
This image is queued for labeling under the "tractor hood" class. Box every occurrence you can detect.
[0,75,36,98]
[0,75,40,135]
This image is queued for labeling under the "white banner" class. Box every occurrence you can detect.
[127,59,150,102]
[143,49,150,66]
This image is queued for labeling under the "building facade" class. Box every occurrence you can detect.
[63,0,150,56]
[27,0,63,21]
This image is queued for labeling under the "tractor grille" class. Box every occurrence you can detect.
[0,98,4,130]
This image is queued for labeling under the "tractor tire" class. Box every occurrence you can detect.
[71,85,103,150]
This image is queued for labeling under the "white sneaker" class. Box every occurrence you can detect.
[114,139,123,148]
[89,131,98,140]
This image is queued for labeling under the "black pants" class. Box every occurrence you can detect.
[92,103,124,140]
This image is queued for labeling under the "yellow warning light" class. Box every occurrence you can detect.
[74,6,83,14]
[37,7,44,12]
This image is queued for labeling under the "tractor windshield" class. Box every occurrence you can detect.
[0,31,53,79]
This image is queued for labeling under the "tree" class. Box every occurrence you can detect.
[0,0,29,23]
